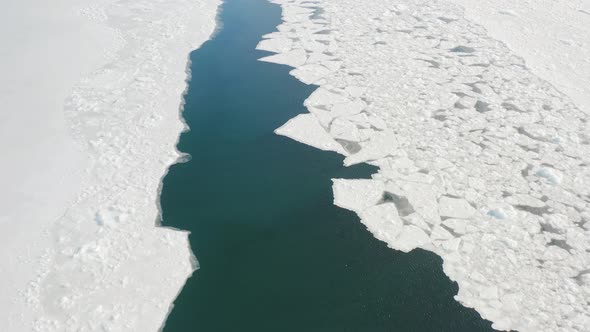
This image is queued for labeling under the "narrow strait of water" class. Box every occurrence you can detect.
[160,0,498,330]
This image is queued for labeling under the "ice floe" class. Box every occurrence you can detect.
[261,0,590,331]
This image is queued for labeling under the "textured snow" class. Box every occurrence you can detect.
[262,0,590,331]
[0,0,219,331]
[447,0,590,116]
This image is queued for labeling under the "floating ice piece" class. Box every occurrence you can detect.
[431,225,454,241]
[542,246,570,261]
[332,179,384,212]
[344,86,367,98]
[330,99,366,117]
[275,113,346,154]
[441,219,472,235]
[395,226,431,252]
[256,37,293,53]
[259,48,307,68]
[306,106,333,128]
[290,63,333,84]
[384,182,441,226]
[307,52,335,64]
[359,204,404,243]
[487,208,507,220]
[305,87,350,106]
[438,196,477,219]
[535,166,562,185]
[344,129,399,166]
[330,118,361,142]
[543,214,570,234]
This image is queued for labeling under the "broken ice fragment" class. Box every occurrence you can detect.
[439,196,476,219]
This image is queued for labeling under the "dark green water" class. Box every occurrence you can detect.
[160,0,497,330]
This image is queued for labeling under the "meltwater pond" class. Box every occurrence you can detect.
[160,0,498,330]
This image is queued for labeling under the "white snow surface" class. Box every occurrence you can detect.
[0,0,219,330]
[261,0,590,331]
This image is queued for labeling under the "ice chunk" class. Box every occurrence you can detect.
[259,48,308,68]
[332,179,384,212]
[535,166,562,185]
[395,226,431,252]
[275,114,346,154]
[359,204,404,243]
[438,196,477,219]
[256,37,293,53]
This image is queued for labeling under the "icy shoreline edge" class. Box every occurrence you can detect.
[156,3,228,331]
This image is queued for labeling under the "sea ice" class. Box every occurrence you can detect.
[261,0,590,330]
[0,0,219,330]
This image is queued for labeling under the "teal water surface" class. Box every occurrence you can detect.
[160,0,497,330]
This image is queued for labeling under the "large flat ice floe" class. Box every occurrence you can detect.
[260,0,590,331]
[0,0,219,330]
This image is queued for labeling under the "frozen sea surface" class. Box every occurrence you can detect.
[260,0,590,331]
[0,0,219,330]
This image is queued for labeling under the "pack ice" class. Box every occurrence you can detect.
[259,0,590,331]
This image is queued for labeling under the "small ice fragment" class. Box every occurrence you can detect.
[439,196,476,219]
[259,48,307,68]
[395,225,430,252]
[275,114,346,154]
[542,246,570,261]
[487,209,506,220]
[450,46,476,53]
[359,204,404,242]
[535,167,562,185]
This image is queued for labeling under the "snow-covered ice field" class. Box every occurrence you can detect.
[260,0,590,331]
[0,0,219,330]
